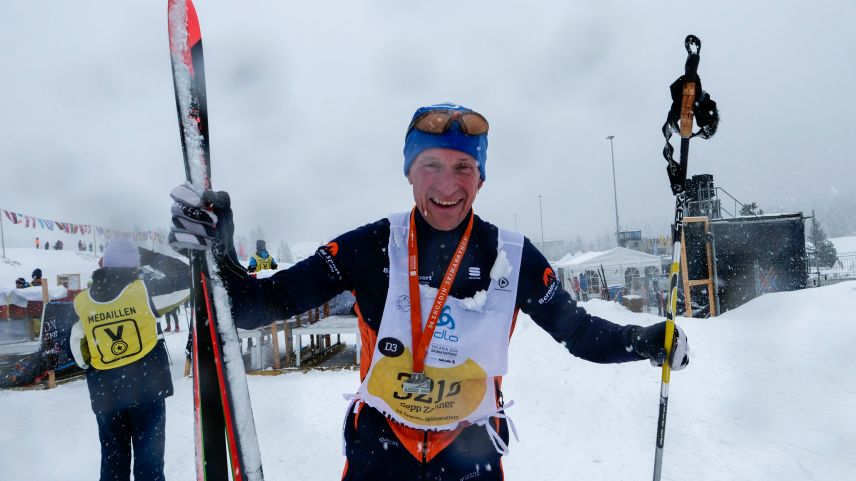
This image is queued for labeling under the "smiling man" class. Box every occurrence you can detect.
[169,102,690,480]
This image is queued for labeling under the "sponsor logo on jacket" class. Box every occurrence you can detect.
[538,267,559,304]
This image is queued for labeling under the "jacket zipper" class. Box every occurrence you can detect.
[419,430,429,480]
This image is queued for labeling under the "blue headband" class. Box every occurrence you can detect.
[403,103,488,180]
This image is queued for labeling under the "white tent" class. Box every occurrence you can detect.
[554,247,664,293]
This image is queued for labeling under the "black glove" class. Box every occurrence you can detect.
[625,322,689,370]
[168,183,242,273]
[169,183,229,250]
[271,261,278,270]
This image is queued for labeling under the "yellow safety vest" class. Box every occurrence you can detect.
[73,280,159,370]
[252,253,273,271]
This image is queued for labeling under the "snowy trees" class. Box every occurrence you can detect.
[807,217,838,268]
[278,240,294,264]
[739,202,764,216]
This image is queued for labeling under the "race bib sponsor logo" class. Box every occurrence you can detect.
[433,305,458,343]
[396,295,410,312]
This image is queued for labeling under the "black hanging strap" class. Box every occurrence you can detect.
[662,35,719,195]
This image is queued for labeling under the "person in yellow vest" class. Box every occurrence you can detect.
[69,239,190,481]
[246,239,278,273]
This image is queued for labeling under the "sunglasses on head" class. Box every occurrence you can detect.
[408,109,489,136]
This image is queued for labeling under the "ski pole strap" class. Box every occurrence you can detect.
[661,34,719,195]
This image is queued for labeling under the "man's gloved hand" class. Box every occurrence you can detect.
[169,182,226,251]
[625,322,689,370]
[168,182,245,276]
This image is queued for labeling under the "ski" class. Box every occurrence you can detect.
[167,1,265,480]
[655,34,718,481]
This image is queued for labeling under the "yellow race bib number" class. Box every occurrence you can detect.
[367,349,487,427]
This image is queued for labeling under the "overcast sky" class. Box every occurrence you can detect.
[1,0,854,250]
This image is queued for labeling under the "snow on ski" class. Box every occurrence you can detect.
[167,1,264,480]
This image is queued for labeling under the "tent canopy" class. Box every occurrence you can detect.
[554,247,663,288]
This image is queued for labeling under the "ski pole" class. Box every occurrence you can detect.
[654,34,720,481]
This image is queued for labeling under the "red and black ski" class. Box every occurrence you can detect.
[167,1,264,480]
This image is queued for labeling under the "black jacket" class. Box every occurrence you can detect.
[219,210,639,364]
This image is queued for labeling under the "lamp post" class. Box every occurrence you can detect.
[606,135,621,247]
[537,194,545,248]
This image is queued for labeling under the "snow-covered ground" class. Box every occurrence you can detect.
[1,250,854,480]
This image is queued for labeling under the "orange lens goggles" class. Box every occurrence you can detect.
[408,110,489,136]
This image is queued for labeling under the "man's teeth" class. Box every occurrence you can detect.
[431,198,460,206]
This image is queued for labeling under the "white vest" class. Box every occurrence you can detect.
[356,212,523,431]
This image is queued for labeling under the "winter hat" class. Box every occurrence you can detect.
[256,239,266,252]
[403,103,489,180]
[102,239,141,268]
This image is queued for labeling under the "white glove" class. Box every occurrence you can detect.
[69,321,90,370]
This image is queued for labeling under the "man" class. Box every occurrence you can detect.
[247,239,278,273]
[30,268,43,287]
[169,103,689,480]
[579,272,589,301]
[70,239,190,481]
[163,306,181,332]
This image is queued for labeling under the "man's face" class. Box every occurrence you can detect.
[407,148,484,231]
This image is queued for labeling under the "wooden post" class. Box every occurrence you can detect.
[183,359,191,377]
[40,280,56,389]
[270,321,281,370]
[323,302,330,319]
[284,320,294,367]
[704,224,717,316]
[680,216,718,317]
[679,232,693,317]
[33,280,50,339]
